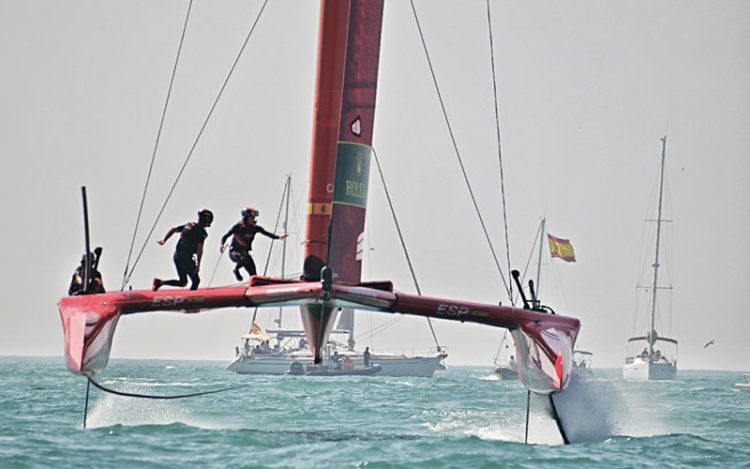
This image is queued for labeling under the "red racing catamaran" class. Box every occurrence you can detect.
[58,0,581,438]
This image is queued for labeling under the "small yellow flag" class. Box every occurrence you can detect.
[250,322,262,335]
[548,234,576,262]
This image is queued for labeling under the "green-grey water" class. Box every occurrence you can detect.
[1,357,747,468]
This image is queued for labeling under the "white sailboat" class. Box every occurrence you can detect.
[572,349,593,379]
[493,331,518,379]
[623,136,678,381]
[734,374,750,390]
[227,324,445,377]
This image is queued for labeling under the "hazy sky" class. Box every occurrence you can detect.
[1,1,748,370]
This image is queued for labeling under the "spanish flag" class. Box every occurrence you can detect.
[250,322,262,335]
[548,234,576,262]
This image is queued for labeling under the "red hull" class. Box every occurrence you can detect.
[60,275,578,393]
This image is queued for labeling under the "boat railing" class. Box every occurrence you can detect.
[368,346,447,358]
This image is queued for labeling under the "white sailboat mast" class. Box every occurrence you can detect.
[535,218,546,298]
[277,175,292,328]
[649,136,667,354]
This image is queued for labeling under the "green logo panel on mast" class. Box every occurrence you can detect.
[333,142,371,208]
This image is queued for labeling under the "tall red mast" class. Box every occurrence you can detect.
[303,0,350,271]
[302,0,385,362]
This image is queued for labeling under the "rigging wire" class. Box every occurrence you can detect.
[372,148,441,350]
[122,0,270,289]
[121,0,194,291]
[485,0,514,305]
[248,177,288,333]
[492,330,509,365]
[512,221,543,306]
[261,179,289,273]
[354,315,404,342]
[365,225,376,346]
[409,0,512,302]
[206,248,226,287]
[549,258,571,312]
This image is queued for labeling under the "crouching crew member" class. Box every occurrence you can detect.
[220,207,288,281]
[68,247,105,295]
[153,209,213,291]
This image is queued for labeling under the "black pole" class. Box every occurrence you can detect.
[92,247,103,273]
[325,218,334,266]
[548,394,570,444]
[83,379,91,429]
[528,279,538,309]
[81,187,92,293]
[511,270,530,309]
[524,390,531,443]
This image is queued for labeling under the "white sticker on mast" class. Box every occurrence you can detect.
[350,116,362,137]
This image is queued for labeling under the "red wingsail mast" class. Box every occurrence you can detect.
[328,0,384,283]
[302,0,385,362]
[301,0,350,362]
[304,0,350,269]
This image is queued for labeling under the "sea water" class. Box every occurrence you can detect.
[1,357,747,468]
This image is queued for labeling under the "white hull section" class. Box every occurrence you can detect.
[623,358,676,380]
[227,353,442,377]
[370,356,442,377]
[734,375,750,389]
[227,355,314,375]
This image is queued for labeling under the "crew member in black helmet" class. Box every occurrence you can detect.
[68,247,105,295]
[153,209,213,291]
[220,207,288,281]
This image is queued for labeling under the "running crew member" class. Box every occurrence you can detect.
[220,207,288,281]
[153,209,213,291]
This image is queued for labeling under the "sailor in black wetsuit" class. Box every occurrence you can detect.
[68,248,105,295]
[152,209,213,291]
[220,207,288,281]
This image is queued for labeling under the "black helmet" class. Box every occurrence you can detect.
[80,252,95,265]
[198,209,214,226]
[241,207,259,219]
